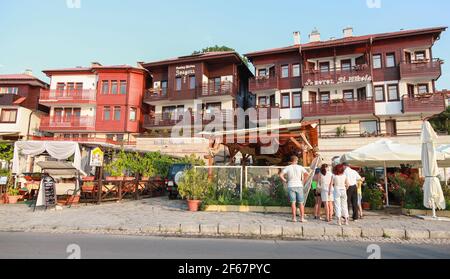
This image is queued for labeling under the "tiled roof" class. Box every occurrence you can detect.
[0,74,39,80]
[143,51,242,67]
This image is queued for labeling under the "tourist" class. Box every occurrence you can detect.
[343,162,364,221]
[280,155,310,223]
[318,164,334,223]
[312,168,322,220]
[333,164,350,226]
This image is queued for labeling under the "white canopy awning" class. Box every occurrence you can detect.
[12,141,82,175]
[341,139,447,168]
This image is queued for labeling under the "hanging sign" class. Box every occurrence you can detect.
[90,147,104,167]
[175,65,196,77]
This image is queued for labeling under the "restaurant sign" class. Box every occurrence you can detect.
[305,74,372,86]
[176,65,196,77]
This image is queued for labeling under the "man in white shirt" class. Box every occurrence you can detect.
[343,162,364,221]
[280,156,309,223]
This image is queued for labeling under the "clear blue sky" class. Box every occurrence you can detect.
[1,0,449,89]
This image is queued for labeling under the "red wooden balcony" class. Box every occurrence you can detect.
[249,75,278,92]
[40,116,95,131]
[143,113,187,128]
[400,59,442,80]
[302,64,371,87]
[402,93,446,114]
[302,98,375,118]
[40,89,96,104]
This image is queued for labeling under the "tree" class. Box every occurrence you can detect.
[0,142,13,171]
[429,106,450,135]
[192,45,249,66]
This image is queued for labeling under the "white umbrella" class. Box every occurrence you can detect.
[421,121,446,218]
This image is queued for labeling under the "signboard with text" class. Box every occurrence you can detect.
[90,147,104,167]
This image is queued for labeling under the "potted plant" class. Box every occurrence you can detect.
[177,168,211,212]
[6,187,21,204]
[362,186,383,210]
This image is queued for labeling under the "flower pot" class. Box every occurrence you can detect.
[7,195,21,204]
[362,202,371,210]
[187,200,202,212]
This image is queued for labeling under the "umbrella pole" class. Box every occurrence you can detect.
[384,161,389,207]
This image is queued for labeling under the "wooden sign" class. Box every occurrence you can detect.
[90,147,104,167]
[175,65,195,77]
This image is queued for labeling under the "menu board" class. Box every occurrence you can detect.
[36,176,56,208]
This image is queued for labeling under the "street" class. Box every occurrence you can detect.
[0,232,449,259]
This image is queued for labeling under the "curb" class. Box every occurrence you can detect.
[1,224,449,241]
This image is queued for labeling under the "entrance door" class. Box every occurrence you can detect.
[269,95,276,107]
[407,84,415,99]
[357,87,367,100]
[386,120,397,136]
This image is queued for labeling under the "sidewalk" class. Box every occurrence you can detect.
[1,197,450,243]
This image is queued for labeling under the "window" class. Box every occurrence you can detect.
[386,53,396,68]
[64,134,71,139]
[357,87,367,100]
[129,107,137,121]
[213,77,221,92]
[415,51,426,61]
[0,87,18,94]
[114,106,121,120]
[373,54,382,69]
[374,86,385,102]
[0,109,17,123]
[418,84,429,94]
[387,84,399,101]
[67,82,75,92]
[106,134,115,141]
[120,80,127,94]
[258,68,267,77]
[386,120,397,136]
[281,65,289,78]
[189,75,196,90]
[309,92,317,103]
[343,90,354,101]
[319,62,330,73]
[102,81,109,94]
[54,108,63,118]
[111,81,118,94]
[360,121,378,136]
[56,83,65,93]
[292,64,300,77]
[258,96,267,106]
[341,59,352,71]
[320,92,330,103]
[292,92,302,108]
[75,82,83,90]
[81,134,89,139]
[161,80,168,96]
[281,93,290,108]
[116,134,124,142]
[175,77,182,91]
[103,107,111,120]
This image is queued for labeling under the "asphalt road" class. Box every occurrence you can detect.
[0,232,449,259]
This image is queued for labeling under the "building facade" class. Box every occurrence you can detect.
[246,26,449,161]
[0,71,49,141]
[141,51,253,137]
[38,63,148,145]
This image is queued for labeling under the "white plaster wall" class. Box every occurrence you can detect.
[49,74,97,90]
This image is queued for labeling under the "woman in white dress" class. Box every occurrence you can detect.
[318,164,334,223]
[333,164,350,226]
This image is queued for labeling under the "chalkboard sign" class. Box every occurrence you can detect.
[42,176,56,207]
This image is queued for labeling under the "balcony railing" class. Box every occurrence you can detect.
[249,75,279,92]
[400,59,442,80]
[143,88,169,102]
[40,89,96,103]
[199,81,236,97]
[30,136,136,146]
[302,98,375,118]
[402,93,446,114]
[143,113,186,128]
[303,64,371,87]
[40,116,95,131]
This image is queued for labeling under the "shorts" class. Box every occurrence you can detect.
[288,187,304,204]
[321,191,334,202]
[357,193,362,206]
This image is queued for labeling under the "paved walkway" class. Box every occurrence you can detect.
[1,197,450,243]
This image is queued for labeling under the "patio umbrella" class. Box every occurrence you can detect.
[421,121,446,218]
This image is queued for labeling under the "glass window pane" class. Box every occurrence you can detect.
[292,64,300,77]
[102,81,109,94]
[388,85,399,101]
[114,107,121,120]
[292,92,301,107]
[360,121,378,135]
[373,55,382,69]
[120,80,127,94]
[281,65,289,78]
[386,53,396,68]
[189,76,196,89]
[129,108,137,121]
[111,81,118,94]
[104,107,110,120]
[320,62,330,73]
[176,78,182,91]
[375,86,385,101]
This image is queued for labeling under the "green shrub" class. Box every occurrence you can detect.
[362,187,383,210]
[177,168,211,200]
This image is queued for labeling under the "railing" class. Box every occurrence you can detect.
[303,64,371,86]
[199,81,236,97]
[143,113,186,128]
[249,75,279,92]
[29,136,136,146]
[40,116,95,130]
[302,98,375,118]
[40,89,96,103]
[143,88,169,102]
[402,93,446,113]
[400,59,442,79]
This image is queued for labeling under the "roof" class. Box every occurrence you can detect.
[0,74,48,87]
[42,64,148,76]
[143,51,244,67]
[245,26,447,58]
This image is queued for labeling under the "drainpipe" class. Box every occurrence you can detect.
[26,110,35,140]
[373,113,381,135]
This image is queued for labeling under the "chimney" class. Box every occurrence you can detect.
[91,62,102,67]
[309,28,321,43]
[23,69,33,76]
[343,27,353,38]
[293,31,301,45]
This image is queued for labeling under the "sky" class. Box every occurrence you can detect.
[0,0,449,89]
